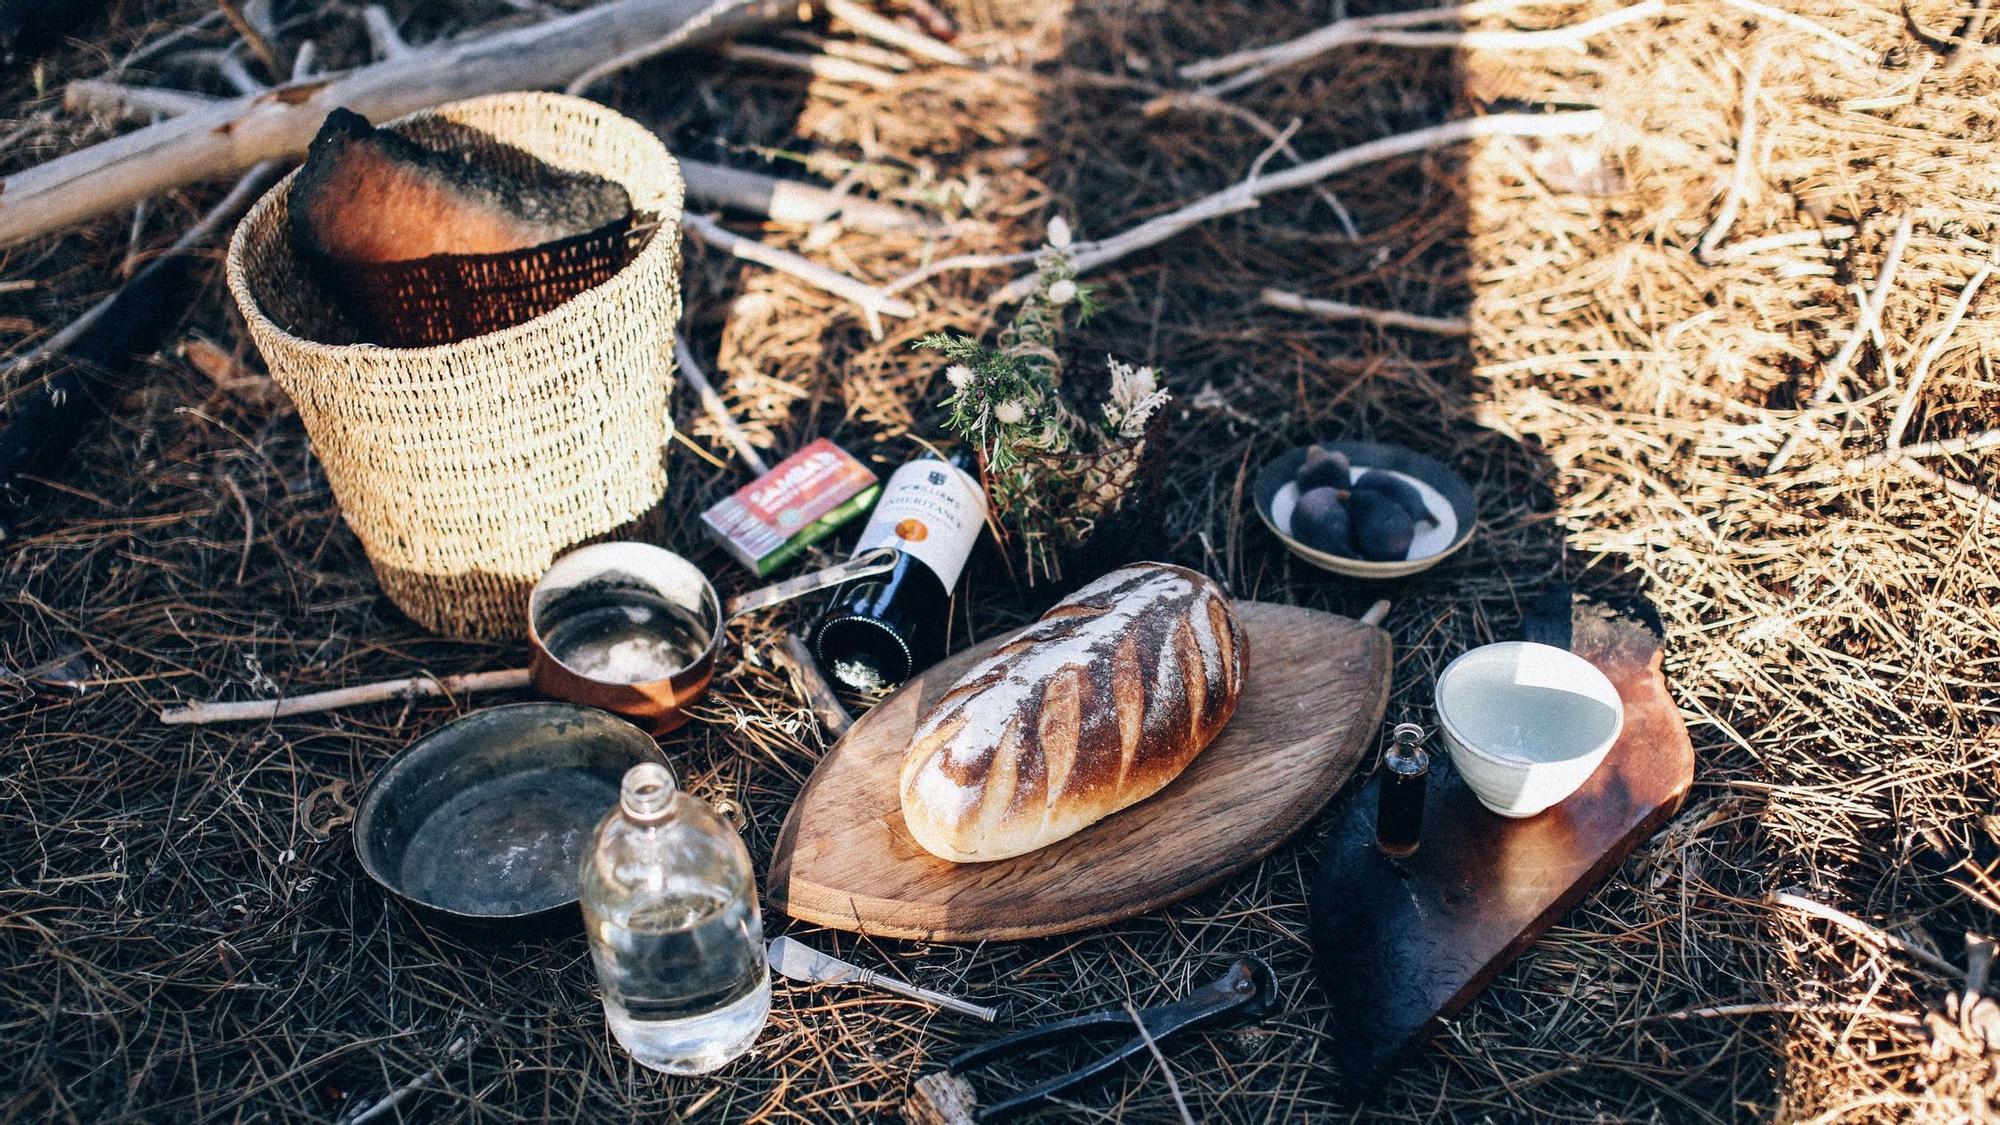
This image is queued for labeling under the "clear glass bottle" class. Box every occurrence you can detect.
[579,763,770,1074]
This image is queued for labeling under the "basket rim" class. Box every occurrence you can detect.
[224,91,685,360]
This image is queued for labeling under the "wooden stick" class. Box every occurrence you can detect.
[158,668,532,725]
[778,633,853,739]
[1766,214,1911,475]
[359,5,414,61]
[720,42,900,88]
[1886,260,1992,451]
[989,111,1604,305]
[682,212,918,334]
[1181,0,1543,80]
[1893,458,2000,520]
[1192,0,1663,97]
[1123,1002,1196,1125]
[1700,224,1854,263]
[1840,428,2000,470]
[1696,48,1768,264]
[822,0,970,67]
[881,247,1040,299]
[564,0,805,95]
[65,80,218,119]
[675,335,771,474]
[1716,0,1877,65]
[1261,288,1471,335]
[680,158,945,235]
[0,0,798,247]
[1772,890,1973,984]
[1,165,277,382]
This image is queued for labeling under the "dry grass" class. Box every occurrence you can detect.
[3,0,1997,1121]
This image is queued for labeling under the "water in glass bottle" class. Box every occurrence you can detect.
[579,762,770,1074]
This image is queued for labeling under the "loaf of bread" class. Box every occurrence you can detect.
[899,563,1248,863]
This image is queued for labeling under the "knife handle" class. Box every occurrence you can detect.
[858,968,997,1021]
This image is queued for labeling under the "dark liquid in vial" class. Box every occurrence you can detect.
[1375,764,1427,859]
[542,590,708,684]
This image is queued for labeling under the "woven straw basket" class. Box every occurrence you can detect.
[226,93,684,639]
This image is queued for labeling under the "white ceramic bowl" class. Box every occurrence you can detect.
[1433,641,1624,818]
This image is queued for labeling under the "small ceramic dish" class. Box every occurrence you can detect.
[1433,641,1624,818]
[1252,441,1476,579]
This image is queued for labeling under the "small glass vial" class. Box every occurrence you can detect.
[580,763,770,1074]
[1375,723,1430,859]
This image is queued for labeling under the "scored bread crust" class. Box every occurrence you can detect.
[899,562,1248,863]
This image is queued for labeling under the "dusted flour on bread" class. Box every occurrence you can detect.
[900,563,1247,862]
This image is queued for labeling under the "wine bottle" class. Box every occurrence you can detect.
[812,448,986,692]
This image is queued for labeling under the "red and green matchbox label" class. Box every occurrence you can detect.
[701,438,880,575]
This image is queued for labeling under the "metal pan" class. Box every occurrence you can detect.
[526,542,895,734]
[352,701,665,927]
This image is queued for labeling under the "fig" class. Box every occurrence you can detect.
[1290,486,1351,556]
[1350,472,1437,528]
[1296,446,1352,492]
[1351,490,1416,561]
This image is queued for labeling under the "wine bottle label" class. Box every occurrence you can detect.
[854,460,987,588]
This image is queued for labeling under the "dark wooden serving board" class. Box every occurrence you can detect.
[766,601,1392,942]
[1308,602,1695,1088]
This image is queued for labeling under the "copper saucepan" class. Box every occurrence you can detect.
[528,542,895,734]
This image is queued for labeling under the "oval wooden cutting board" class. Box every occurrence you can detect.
[765,601,1391,942]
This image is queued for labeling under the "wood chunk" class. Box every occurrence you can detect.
[288,107,630,265]
[1306,598,1694,1090]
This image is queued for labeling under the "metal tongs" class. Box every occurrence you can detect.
[908,959,1281,1123]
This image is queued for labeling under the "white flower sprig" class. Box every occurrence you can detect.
[915,214,1165,579]
[1102,358,1170,439]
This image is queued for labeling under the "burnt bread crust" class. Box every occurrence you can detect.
[289,107,632,265]
[899,563,1248,862]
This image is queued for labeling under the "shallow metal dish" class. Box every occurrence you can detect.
[1252,440,1477,579]
[353,702,663,926]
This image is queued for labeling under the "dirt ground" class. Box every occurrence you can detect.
[3,0,1997,1121]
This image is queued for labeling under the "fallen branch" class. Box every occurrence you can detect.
[822,0,970,67]
[158,668,531,725]
[0,0,799,247]
[1765,213,1911,476]
[564,0,803,95]
[1716,0,1877,65]
[0,163,281,535]
[680,158,946,236]
[683,212,917,335]
[50,75,938,239]
[1886,260,1992,451]
[1772,890,1975,986]
[1187,0,1663,97]
[1701,224,1854,264]
[339,1035,473,1125]
[1696,48,1769,264]
[64,79,216,118]
[1260,288,1471,335]
[1124,1001,1196,1125]
[776,632,853,739]
[675,335,771,474]
[1839,428,2000,471]
[1182,0,1541,80]
[988,111,1604,305]
[720,42,900,88]
[359,5,413,61]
